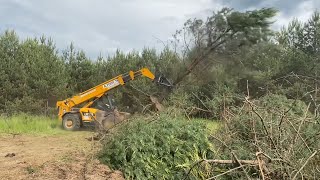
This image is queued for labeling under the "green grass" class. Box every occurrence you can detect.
[0,114,65,135]
[193,118,220,132]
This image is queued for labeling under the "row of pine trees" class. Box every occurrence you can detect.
[1,8,320,118]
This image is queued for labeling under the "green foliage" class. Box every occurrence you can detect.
[1,6,320,179]
[64,46,96,92]
[0,7,320,130]
[93,48,180,113]
[0,31,68,114]
[0,114,63,134]
[0,30,181,114]
[175,7,277,54]
[277,11,320,54]
[99,115,215,179]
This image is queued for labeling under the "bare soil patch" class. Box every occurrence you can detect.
[0,132,123,180]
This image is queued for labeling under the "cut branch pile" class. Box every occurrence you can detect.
[185,94,320,179]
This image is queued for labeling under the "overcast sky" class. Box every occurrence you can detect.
[1,0,319,58]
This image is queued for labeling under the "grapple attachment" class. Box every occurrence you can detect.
[154,74,173,87]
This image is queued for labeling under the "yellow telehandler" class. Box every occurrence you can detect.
[56,68,171,130]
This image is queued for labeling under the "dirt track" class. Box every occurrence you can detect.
[0,132,124,180]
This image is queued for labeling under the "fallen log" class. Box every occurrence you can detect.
[205,159,259,166]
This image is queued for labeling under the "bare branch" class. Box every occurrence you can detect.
[292,151,318,180]
[256,152,266,180]
[245,97,278,152]
[174,29,233,85]
[232,152,252,180]
[206,165,250,180]
[289,103,312,154]
[183,159,206,180]
[191,92,210,111]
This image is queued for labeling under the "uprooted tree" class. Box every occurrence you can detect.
[172,8,276,84]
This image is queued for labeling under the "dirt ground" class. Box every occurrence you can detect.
[0,131,124,180]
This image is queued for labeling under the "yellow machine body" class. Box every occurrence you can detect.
[56,68,171,130]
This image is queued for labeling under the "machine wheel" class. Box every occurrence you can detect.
[62,113,81,131]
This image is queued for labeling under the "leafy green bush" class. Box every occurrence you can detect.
[99,115,214,179]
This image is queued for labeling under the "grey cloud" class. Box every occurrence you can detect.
[2,0,217,57]
[218,0,264,10]
[1,0,320,58]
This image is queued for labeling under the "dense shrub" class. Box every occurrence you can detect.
[98,115,214,179]
[213,94,320,179]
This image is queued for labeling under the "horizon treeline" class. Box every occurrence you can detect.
[1,7,320,118]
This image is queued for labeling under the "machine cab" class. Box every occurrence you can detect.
[90,93,116,112]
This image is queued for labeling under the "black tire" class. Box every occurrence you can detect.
[62,113,81,131]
